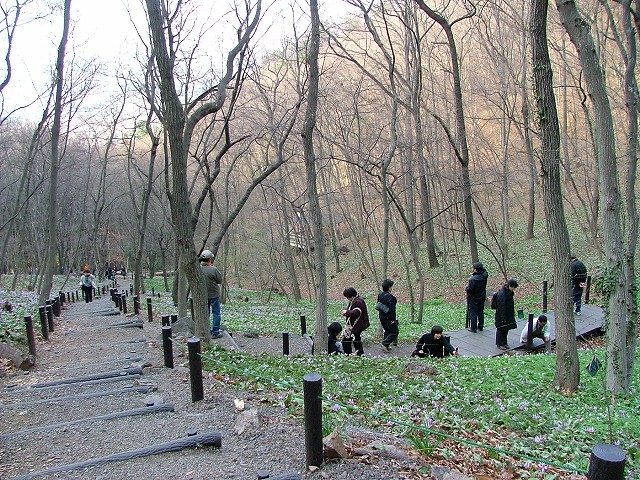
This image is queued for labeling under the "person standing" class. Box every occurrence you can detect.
[493,279,518,350]
[377,279,398,352]
[80,266,96,303]
[341,287,370,356]
[199,249,223,338]
[570,254,587,316]
[465,262,488,333]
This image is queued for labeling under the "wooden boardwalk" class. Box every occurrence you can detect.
[450,304,605,357]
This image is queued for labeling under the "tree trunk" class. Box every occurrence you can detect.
[304,0,327,354]
[530,0,579,392]
[556,0,630,393]
[40,0,71,306]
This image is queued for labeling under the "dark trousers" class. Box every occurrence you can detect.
[572,284,584,312]
[380,319,399,348]
[343,331,364,356]
[496,328,509,347]
[81,285,93,303]
[468,299,485,331]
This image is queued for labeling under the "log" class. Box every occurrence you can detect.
[11,431,222,480]
[0,404,174,439]
[30,367,143,388]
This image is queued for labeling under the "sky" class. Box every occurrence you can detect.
[1,0,357,122]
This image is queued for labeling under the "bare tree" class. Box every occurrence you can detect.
[144,0,261,339]
[304,0,328,353]
[414,0,479,263]
[556,0,633,393]
[530,0,578,392]
[39,0,71,305]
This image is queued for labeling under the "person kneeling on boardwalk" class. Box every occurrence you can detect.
[411,325,458,358]
[328,321,345,354]
[520,314,551,353]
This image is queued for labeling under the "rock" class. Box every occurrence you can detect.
[323,430,348,459]
[404,361,438,376]
[235,407,261,435]
[0,342,34,370]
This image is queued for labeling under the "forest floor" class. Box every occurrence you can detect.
[0,293,492,480]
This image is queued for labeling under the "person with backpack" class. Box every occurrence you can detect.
[465,262,488,332]
[79,266,97,303]
[493,279,519,350]
[376,279,398,352]
[570,254,587,316]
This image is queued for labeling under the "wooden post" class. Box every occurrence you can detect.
[542,280,548,313]
[161,315,170,327]
[133,295,140,315]
[147,298,153,322]
[46,300,54,333]
[162,325,174,369]
[170,314,178,324]
[188,337,204,402]
[282,332,290,355]
[587,443,626,480]
[38,306,49,341]
[300,315,307,336]
[24,315,36,357]
[585,275,592,305]
[122,292,128,314]
[303,372,323,468]
[526,313,534,351]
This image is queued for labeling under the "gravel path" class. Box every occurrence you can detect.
[0,294,442,480]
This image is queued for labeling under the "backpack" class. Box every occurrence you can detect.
[490,291,498,310]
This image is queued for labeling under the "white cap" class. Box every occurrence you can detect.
[200,249,213,260]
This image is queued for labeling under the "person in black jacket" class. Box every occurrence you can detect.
[377,279,398,352]
[570,254,587,316]
[465,262,488,332]
[328,322,344,354]
[411,325,458,358]
[494,279,518,349]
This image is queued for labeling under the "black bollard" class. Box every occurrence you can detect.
[118,294,123,312]
[282,332,290,355]
[303,372,323,468]
[58,291,64,307]
[38,306,49,341]
[46,300,54,333]
[585,275,592,305]
[171,314,178,324]
[53,297,61,317]
[587,443,626,480]
[300,315,307,336]
[542,280,548,313]
[162,325,174,369]
[161,315,170,327]
[122,292,128,314]
[152,287,155,297]
[24,315,36,357]
[188,337,204,402]
[130,284,133,295]
[147,297,153,322]
[526,313,534,351]
[133,295,140,315]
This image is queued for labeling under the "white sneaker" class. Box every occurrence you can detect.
[575,311,582,316]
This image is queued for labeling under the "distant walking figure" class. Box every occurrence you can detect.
[80,266,96,303]
[570,254,587,316]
